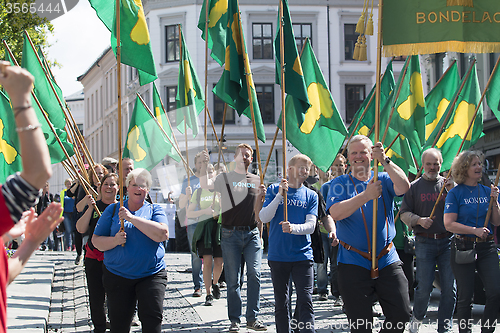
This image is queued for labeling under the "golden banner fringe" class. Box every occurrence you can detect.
[383,41,500,57]
[446,0,474,7]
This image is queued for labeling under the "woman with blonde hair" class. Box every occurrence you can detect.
[444,150,500,333]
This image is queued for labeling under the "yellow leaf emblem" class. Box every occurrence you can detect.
[358,125,370,136]
[426,98,450,140]
[155,106,163,129]
[130,0,150,45]
[436,100,476,148]
[293,56,304,76]
[0,119,17,164]
[300,82,333,134]
[184,60,196,105]
[208,0,228,28]
[396,72,425,120]
[127,125,147,162]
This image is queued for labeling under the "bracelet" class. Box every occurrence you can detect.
[16,124,41,132]
[13,105,32,117]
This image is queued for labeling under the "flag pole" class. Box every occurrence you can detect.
[135,93,194,175]
[262,127,280,181]
[236,1,263,184]
[216,103,229,171]
[279,0,288,223]
[381,57,411,143]
[371,0,383,279]
[115,0,125,232]
[22,32,100,186]
[179,25,191,187]
[203,0,209,151]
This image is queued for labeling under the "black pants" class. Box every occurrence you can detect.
[84,257,106,333]
[338,262,411,333]
[74,230,83,256]
[102,267,167,333]
[396,249,414,300]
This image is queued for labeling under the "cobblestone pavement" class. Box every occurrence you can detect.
[40,252,499,333]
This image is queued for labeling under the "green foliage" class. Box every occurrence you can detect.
[0,0,54,63]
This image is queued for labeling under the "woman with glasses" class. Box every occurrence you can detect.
[76,173,119,333]
[92,168,169,332]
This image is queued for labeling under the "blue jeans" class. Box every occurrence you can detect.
[269,260,314,333]
[316,232,339,296]
[187,221,203,290]
[220,226,262,324]
[413,235,456,333]
[63,212,75,250]
[451,240,500,333]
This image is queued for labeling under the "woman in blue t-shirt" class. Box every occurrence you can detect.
[92,168,169,333]
[444,151,500,333]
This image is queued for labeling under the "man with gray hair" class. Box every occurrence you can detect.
[400,148,456,333]
[326,135,411,332]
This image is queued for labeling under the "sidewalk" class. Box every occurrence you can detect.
[6,251,497,332]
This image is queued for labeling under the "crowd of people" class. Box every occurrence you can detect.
[2,61,500,333]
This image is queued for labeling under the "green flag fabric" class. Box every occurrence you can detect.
[123,96,174,171]
[152,84,181,162]
[485,62,500,123]
[274,0,310,126]
[176,29,205,138]
[0,90,22,182]
[21,34,66,130]
[382,0,500,57]
[213,0,265,142]
[88,0,157,85]
[279,39,346,172]
[423,63,484,171]
[425,62,460,140]
[387,55,426,165]
[198,0,228,66]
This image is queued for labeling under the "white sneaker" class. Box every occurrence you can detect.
[408,317,422,333]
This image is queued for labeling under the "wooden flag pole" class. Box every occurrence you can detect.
[279,0,288,223]
[371,0,383,279]
[381,57,411,143]
[116,0,124,232]
[262,127,280,181]
[24,31,101,187]
[178,25,191,187]
[203,0,209,150]
[135,93,194,176]
[237,1,263,184]
[216,103,229,171]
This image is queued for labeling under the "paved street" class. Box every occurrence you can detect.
[6,251,499,332]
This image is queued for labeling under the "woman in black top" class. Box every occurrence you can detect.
[76,173,118,333]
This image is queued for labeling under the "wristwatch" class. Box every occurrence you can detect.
[382,156,391,166]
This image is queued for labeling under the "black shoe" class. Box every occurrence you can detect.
[212,283,221,299]
[74,254,81,265]
[205,294,214,306]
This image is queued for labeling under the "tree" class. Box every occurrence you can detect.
[0,0,54,62]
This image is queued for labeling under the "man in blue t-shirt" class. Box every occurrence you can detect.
[260,154,328,333]
[326,135,411,333]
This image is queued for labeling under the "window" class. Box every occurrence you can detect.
[255,84,274,124]
[434,53,445,80]
[293,23,312,53]
[165,25,180,62]
[252,23,273,59]
[344,24,359,61]
[165,86,177,127]
[214,92,235,124]
[345,84,365,123]
[393,56,407,62]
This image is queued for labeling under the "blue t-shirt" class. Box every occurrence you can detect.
[325,172,400,270]
[320,179,333,214]
[444,183,496,237]
[264,184,318,262]
[181,175,200,195]
[93,200,167,279]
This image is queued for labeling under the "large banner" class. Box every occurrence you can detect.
[383,0,500,56]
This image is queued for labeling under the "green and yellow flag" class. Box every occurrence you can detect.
[88,0,157,85]
[198,0,229,66]
[387,55,426,165]
[123,96,176,171]
[279,39,346,172]
[425,62,460,140]
[0,90,22,182]
[485,61,500,123]
[382,0,500,57]
[176,28,205,138]
[152,84,181,162]
[274,0,310,125]
[423,62,484,171]
[213,0,265,142]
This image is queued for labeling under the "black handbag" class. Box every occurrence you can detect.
[454,186,479,265]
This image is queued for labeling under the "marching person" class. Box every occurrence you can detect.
[326,135,411,332]
[444,151,500,333]
[400,148,456,333]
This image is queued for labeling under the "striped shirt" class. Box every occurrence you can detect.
[1,173,42,224]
